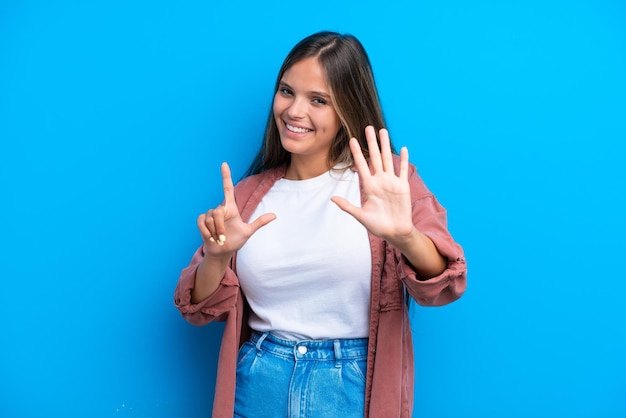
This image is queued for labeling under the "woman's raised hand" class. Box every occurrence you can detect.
[198,162,276,256]
[331,126,414,246]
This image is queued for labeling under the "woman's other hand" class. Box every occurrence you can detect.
[331,126,413,243]
[331,126,446,279]
[198,162,276,256]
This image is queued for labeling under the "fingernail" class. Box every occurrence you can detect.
[218,234,226,243]
[209,237,215,242]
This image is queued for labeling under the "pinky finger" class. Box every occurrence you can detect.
[399,146,409,180]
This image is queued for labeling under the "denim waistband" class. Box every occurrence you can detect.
[249,331,369,361]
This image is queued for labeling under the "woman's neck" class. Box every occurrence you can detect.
[284,155,332,180]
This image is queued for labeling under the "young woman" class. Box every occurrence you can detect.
[174,31,467,417]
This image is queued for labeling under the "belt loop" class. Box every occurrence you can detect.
[333,340,342,368]
[255,332,268,356]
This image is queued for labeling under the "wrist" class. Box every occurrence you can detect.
[200,250,232,268]
[387,227,421,253]
[389,228,447,279]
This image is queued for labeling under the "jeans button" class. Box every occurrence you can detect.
[297,346,308,355]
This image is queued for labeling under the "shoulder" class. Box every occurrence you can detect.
[235,172,266,192]
[234,165,287,204]
[236,165,285,187]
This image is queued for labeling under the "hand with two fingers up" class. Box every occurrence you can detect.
[192,162,276,302]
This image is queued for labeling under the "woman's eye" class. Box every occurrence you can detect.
[312,98,327,105]
[279,87,292,95]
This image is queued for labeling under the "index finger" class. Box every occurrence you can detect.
[221,162,235,207]
[349,137,369,175]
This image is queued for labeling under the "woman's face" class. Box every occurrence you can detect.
[273,56,341,174]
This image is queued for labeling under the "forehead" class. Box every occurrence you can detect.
[281,57,330,91]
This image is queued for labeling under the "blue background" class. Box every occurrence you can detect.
[1,0,625,417]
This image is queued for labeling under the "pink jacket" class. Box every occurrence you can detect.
[174,159,467,417]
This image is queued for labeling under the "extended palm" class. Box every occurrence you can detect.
[331,126,414,243]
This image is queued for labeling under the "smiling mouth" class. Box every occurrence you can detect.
[285,122,313,134]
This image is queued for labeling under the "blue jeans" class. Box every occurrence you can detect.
[234,331,369,418]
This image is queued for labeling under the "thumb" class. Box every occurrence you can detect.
[248,212,277,234]
[330,196,360,219]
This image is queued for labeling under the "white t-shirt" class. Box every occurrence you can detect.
[236,167,372,340]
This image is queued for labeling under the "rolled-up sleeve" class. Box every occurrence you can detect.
[397,168,467,306]
[174,246,240,326]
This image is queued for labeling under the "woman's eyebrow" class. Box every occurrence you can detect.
[310,90,331,99]
[278,81,331,99]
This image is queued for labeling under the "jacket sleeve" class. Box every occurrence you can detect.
[172,172,271,327]
[173,245,240,326]
[397,165,467,306]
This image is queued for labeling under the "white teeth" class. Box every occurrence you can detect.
[286,123,311,133]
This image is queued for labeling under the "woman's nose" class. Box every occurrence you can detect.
[287,97,306,118]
